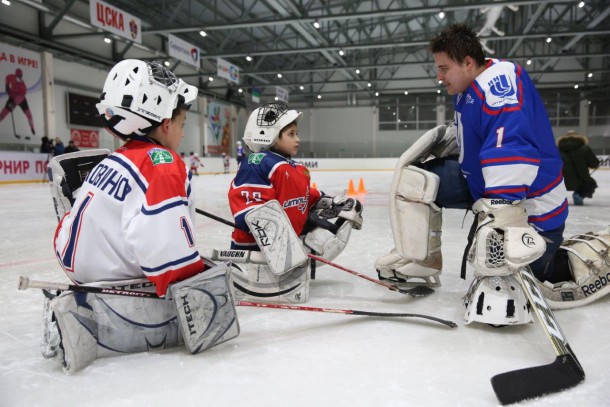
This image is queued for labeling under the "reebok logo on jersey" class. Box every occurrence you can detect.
[148,148,174,165]
[248,153,265,165]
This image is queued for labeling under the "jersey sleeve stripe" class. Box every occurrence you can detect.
[527,199,568,223]
[141,251,201,275]
[481,156,540,165]
[527,171,564,198]
[141,199,188,215]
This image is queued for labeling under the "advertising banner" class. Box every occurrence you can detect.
[217,58,240,84]
[0,42,42,146]
[90,0,142,43]
[207,101,231,154]
[168,34,200,68]
[70,128,100,148]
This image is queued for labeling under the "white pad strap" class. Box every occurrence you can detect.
[245,200,308,275]
[390,166,441,260]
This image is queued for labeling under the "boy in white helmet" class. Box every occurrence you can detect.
[44,60,239,373]
[226,103,363,303]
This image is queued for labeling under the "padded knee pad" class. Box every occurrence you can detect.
[231,262,310,303]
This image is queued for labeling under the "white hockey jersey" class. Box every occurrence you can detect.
[54,138,204,296]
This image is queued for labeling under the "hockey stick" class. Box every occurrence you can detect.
[9,110,21,139]
[238,301,457,328]
[17,276,456,328]
[196,208,434,297]
[490,268,585,405]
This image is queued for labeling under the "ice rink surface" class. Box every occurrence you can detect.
[1,168,609,407]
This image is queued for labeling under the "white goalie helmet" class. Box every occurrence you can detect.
[96,59,198,140]
[243,103,303,152]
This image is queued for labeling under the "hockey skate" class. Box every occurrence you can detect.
[375,249,442,288]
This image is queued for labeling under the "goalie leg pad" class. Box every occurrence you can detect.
[169,264,240,354]
[464,275,533,326]
[376,166,442,287]
[538,228,610,309]
[47,149,110,221]
[304,220,353,264]
[245,200,308,275]
[50,287,181,374]
[231,261,310,303]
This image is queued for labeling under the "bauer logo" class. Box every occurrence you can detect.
[148,148,174,165]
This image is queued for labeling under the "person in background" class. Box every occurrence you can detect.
[222,152,230,174]
[0,68,36,138]
[235,140,245,166]
[557,130,600,206]
[53,137,65,156]
[64,140,80,154]
[40,136,52,154]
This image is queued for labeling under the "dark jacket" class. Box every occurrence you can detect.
[557,131,600,197]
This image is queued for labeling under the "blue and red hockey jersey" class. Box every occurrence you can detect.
[454,58,568,231]
[228,150,321,249]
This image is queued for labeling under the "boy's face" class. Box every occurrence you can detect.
[274,123,299,157]
[433,51,478,95]
[165,109,187,152]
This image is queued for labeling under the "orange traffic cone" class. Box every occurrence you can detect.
[346,179,356,195]
[357,178,367,194]
[312,182,318,190]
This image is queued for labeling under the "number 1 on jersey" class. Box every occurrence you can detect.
[496,127,505,148]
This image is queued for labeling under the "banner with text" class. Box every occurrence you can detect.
[0,151,48,183]
[168,34,200,68]
[70,128,100,148]
[217,58,240,84]
[0,42,43,146]
[90,0,142,44]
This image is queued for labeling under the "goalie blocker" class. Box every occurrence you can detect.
[42,263,239,373]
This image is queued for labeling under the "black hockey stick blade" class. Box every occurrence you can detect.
[491,353,585,405]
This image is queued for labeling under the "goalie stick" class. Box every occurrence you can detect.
[490,268,585,405]
[17,276,457,328]
[197,208,434,297]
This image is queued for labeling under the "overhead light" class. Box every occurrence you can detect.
[437,89,441,94]
[578,1,585,8]
[588,72,593,78]
[208,76,214,82]
[397,119,401,123]
[317,94,322,99]
[355,69,360,74]
[338,49,344,56]
[238,88,243,93]
[164,61,170,67]
[313,20,320,29]
[404,91,409,95]
[438,80,442,84]
[526,59,532,65]
[104,37,112,44]
[574,84,579,89]
[367,82,371,87]
[439,11,445,19]
[299,85,304,90]
[245,56,252,62]
[2,0,11,5]
[199,30,207,37]
[375,92,379,97]
[274,96,279,101]
[546,37,552,43]
[277,73,282,78]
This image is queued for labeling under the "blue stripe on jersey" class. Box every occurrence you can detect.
[141,199,188,215]
[141,251,201,273]
[107,155,147,193]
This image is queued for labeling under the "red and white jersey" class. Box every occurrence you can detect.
[6,74,26,103]
[54,138,204,296]
[228,150,321,249]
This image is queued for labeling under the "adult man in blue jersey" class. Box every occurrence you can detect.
[376,24,609,320]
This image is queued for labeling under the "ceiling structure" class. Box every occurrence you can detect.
[1,0,608,108]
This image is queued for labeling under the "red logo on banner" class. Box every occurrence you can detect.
[71,129,100,148]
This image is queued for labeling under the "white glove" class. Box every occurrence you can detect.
[469,198,546,276]
[315,195,363,230]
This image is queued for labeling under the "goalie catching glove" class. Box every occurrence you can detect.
[304,194,363,264]
[468,198,546,276]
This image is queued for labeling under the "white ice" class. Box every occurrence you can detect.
[1,169,609,407]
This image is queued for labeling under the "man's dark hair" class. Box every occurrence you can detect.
[429,24,486,66]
